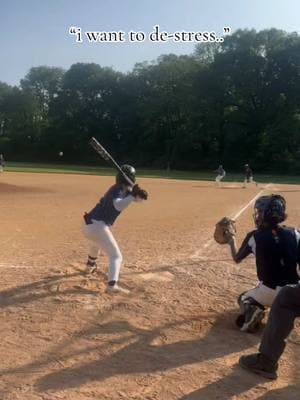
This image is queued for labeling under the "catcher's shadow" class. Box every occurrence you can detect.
[34,310,261,392]
[178,354,300,399]
[255,384,300,400]
[177,365,263,400]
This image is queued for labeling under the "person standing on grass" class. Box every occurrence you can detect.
[214,165,226,186]
[0,154,5,173]
[243,164,257,187]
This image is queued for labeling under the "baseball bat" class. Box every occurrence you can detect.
[89,137,135,186]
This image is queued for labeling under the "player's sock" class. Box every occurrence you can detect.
[85,255,97,273]
[87,255,97,265]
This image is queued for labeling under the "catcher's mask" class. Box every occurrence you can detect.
[253,195,286,228]
[116,164,136,186]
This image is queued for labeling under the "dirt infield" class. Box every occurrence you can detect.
[0,172,299,400]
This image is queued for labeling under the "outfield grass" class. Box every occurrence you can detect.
[4,162,300,184]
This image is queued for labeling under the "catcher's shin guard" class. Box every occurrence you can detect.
[241,304,265,333]
[237,295,265,333]
[237,291,247,311]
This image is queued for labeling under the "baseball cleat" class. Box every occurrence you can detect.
[239,353,278,379]
[106,284,130,294]
[85,263,97,274]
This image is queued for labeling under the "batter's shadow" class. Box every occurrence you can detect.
[34,310,261,393]
[0,272,98,309]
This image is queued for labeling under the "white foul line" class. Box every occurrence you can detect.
[191,183,272,259]
[230,183,272,221]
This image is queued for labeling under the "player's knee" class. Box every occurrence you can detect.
[237,292,247,307]
[276,285,298,307]
[111,250,123,263]
[238,293,264,310]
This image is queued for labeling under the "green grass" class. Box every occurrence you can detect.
[6,162,111,176]
[4,162,300,185]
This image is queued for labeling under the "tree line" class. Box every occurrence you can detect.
[0,28,299,173]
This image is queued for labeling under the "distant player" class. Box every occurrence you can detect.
[0,154,5,173]
[82,165,148,294]
[214,165,226,185]
[243,164,256,187]
[227,194,300,333]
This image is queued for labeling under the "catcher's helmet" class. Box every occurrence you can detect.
[116,164,136,186]
[254,194,286,227]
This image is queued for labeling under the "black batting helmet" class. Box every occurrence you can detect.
[254,194,286,228]
[116,164,136,186]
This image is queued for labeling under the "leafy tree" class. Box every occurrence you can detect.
[1,29,299,172]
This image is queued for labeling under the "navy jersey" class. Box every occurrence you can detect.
[235,226,300,288]
[85,184,130,226]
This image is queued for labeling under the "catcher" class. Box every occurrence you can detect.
[214,194,300,333]
[82,164,148,294]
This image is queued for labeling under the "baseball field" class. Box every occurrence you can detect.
[0,171,299,400]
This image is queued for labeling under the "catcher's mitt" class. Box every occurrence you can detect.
[214,217,236,244]
[132,184,148,200]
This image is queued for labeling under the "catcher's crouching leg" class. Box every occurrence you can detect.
[236,291,247,327]
[236,293,265,333]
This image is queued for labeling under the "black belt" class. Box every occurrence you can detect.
[83,213,92,225]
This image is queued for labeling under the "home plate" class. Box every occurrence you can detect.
[138,271,174,282]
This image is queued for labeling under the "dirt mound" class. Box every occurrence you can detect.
[0,182,52,194]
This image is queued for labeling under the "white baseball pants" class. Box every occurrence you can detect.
[82,220,122,282]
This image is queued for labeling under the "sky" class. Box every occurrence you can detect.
[1,0,299,86]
